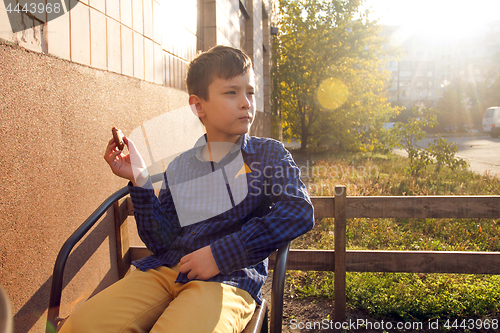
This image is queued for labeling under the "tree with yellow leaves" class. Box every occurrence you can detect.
[273,0,400,151]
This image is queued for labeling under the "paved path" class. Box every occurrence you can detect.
[396,135,500,178]
[285,135,500,178]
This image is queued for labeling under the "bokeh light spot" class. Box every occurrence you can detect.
[317,78,349,110]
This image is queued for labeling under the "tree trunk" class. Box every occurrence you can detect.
[298,102,309,151]
[301,133,308,151]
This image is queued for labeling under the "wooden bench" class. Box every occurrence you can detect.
[46,173,290,333]
[47,180,500,332]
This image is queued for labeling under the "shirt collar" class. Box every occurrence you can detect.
[240,133,257,155]
[192,133,256,162]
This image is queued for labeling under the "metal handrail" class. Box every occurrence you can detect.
[0,285,13,333]
[46,185,130,332]
[270,242,290,333]
[46,173,165,332]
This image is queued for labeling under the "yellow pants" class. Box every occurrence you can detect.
[58,264,256,333]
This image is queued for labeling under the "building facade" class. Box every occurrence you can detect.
[384,21,500,109]
[0,1,277,332]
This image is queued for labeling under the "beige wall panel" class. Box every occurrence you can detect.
[203,26,216,50]
[143,0,153,39]
[154,42,165,85]
[132,0,144,34]
[46,8,71,60]
[204,1,216,27]
[215,1,239,48]
[106,0,120,21]
[133,32,145,80]
[227,0,240,36]
[121,0,133,28]
[90,8,107,70]
[216,28,231,47]
[107,17,122,74]
[152,1,163,45]
[187,30,197,61]
[0,42,189,333]
[70,1,91,66]
[144,37,154,82]
[89,0,106,12]
[121,25,134,77]
[184,0,198,35]
[165,52,172,87]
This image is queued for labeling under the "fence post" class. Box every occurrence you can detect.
[334,185,347,321]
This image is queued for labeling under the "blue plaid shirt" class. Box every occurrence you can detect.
[128,134,314,304]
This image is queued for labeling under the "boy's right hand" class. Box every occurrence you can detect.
[104,136,149,186]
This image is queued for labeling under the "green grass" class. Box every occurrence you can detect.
[288,150,500,321]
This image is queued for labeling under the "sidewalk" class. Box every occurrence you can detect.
[392,149,500,179]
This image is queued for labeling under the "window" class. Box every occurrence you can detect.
[400,61,411,70]
[484,109,495,118]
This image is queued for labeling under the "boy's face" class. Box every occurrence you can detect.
[192,70,255,143]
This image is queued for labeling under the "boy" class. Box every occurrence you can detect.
[60,46,314,332]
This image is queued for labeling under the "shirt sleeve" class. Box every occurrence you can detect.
[128,174,181,255]
[210,143,315,275]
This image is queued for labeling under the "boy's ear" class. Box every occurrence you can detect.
[189,95,206,118]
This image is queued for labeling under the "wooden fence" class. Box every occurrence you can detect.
[123,186,500,322]
[271,186,500,321]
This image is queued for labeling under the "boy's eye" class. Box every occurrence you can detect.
[248,91,255,95]
[226,91,236,94]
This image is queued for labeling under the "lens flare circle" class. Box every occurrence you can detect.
[317,78,349,110]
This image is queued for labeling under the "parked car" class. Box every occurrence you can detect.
[482,107,500,138]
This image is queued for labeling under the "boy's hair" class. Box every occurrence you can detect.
[186,46,253,101]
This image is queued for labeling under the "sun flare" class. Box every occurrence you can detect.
[362,0,500,40]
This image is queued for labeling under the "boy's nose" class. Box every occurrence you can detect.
[241,96,251,109]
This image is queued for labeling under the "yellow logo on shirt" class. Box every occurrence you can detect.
[235,163,252,178]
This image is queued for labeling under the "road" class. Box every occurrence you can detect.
[286,135,500,178]
[413,135,500,178]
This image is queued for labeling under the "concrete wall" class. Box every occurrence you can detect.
[0,0,275,332]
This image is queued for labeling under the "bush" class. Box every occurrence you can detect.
[427,135,468,172]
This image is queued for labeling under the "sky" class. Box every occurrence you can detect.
[360,0,500,38]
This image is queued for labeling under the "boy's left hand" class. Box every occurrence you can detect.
[179,245,220,280]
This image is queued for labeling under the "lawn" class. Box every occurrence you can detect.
[288,150,500,322]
